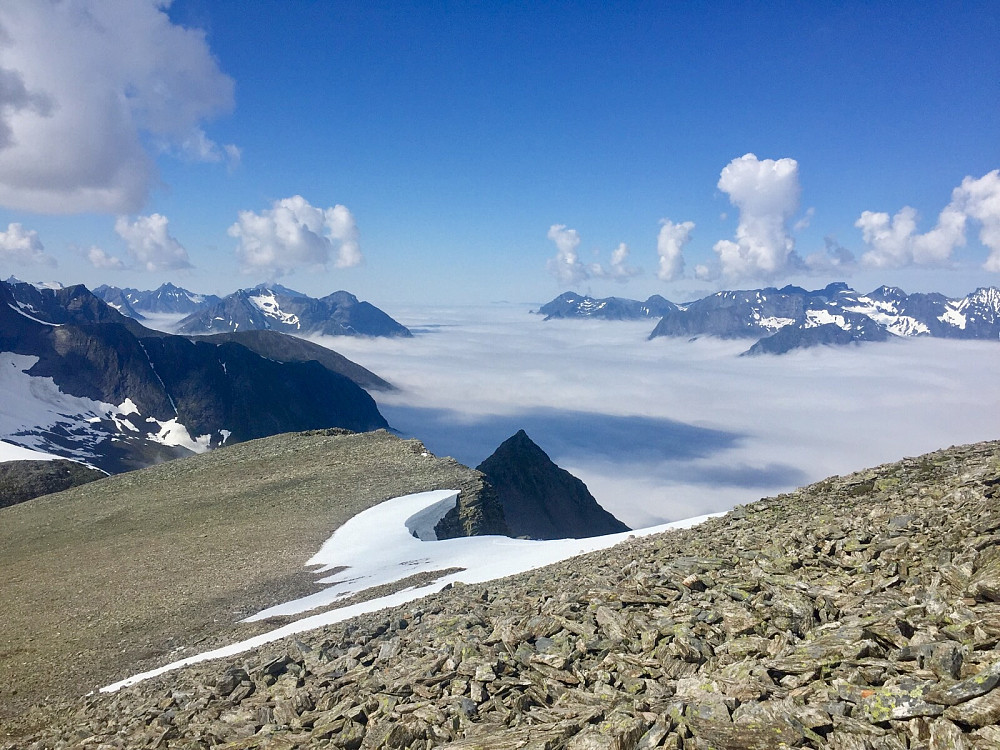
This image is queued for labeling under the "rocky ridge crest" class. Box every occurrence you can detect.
[12,440,1000,748]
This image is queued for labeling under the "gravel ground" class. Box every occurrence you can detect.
[0,429,489,739]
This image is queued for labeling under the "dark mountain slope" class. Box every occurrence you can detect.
[0,280,389,471]
[477,429,630,539]
[193,329,393,391]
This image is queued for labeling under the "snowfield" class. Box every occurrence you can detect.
[0,352,214,462]
[0,439,61,462]
[102,490,719,692]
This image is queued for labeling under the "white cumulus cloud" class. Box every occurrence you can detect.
[955,170,1000,272]
[229,196,363,278]
[546,224,588,284]
[656,219,695,282]
[0,222,55,266]
[85,246,126,270]
[114,213,192,272]
[857,169,1000,271]
[589,242,640,281]
[0,0,235,214]
[712,153,801,281]
[177,128,241,170]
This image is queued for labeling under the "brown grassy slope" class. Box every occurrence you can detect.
[0,429,488,735]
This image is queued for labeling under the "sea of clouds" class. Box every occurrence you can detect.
[317,304,1000,529]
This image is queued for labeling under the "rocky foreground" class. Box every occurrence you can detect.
[10,441,1000,749]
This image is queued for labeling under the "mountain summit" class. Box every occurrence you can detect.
[176,286,412,337]
[476,429,630,539]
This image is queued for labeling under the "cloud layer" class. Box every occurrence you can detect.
[320,305,1000,528]
[0,0,235,213]
[230,196,363,278]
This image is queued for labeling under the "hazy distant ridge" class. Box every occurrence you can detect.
[540,283,1000,354]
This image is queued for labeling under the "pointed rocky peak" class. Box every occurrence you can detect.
[251,282,307,298]
[821,281,853,296]
[868,284,908,300]
[477,430,630,540]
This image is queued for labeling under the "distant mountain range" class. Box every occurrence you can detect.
[537,291,677,320]
[93,282,222,318]
[176,285,412,337]
[91,282,412,338]
[0,279,389,472]
[540,283,1000,354]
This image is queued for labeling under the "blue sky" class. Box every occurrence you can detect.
[0,1,997,304]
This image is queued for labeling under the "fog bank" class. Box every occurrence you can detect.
[318,305,1000,528]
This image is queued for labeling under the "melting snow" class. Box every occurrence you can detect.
[845,298,928,336]
[940,304,967,329]
[145,417,212,453]
[0,439,61,462]
[102,490,720,692]
[805,309,850,329]
[756,316,795,331]
[249,292,301,328]
[0,353,210,461]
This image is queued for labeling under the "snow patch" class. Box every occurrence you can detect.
[7,302,60,327]
[0,439,61,462]
[756,316,795,331]
[145,417,212,453]
[805,309,850,330]
[0,353,207,462]
[940,305,967,329]
[249,292,300,328]
[102,489,720,692]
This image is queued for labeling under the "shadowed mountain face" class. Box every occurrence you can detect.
[188,329,394,391]
[477,429,630,540]
[0,280,389,472]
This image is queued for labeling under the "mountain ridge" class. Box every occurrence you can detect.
[8,438,1000,747]
[0,428,508,734]
[176,286,412,338]
[537,283,1000,354]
